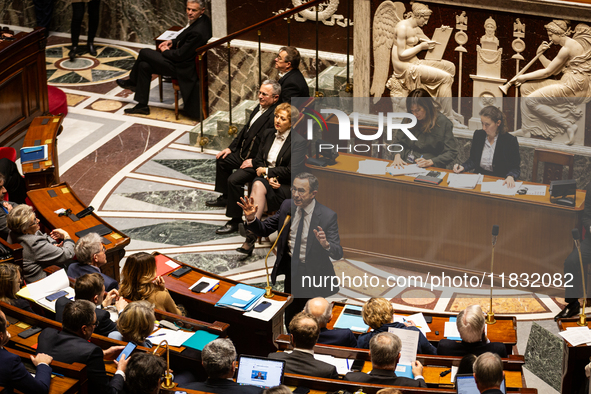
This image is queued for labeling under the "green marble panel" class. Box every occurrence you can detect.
[51,72,90,84]
[121,189,220,212]
[524,322,564,392]
[175,251,267,275]
[124,221,234,245]
[154,159,216,184]
[97,47,135,58]
[46,47,63,58]
[102,59,136,70]
[92,69,127,81]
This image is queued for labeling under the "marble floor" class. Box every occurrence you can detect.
[6,25,573,394]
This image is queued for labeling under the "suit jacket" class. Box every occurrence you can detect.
[37,328,124,394]
[184,378,263,393]
[268,350,338,379]
[482,389,504,394]
[357,322,437,355]
[0,158,27,204]
[253,128,306,186]
[67,262,119,291]
[278,69,309,104]
[461,129,521,179]
[161,14,212,115]
[436,338,508,358]
[0,201,17,240]
[55,297,118,337]
[0,347,52,394]
[344,368,427,387]
[247,199,343,297]
[229,104,278,160]
[318,327,358,348]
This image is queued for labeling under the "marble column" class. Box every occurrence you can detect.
[353,0,370,98]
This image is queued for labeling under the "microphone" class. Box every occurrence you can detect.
[572,228,587,326]
[492,225,499,247]
[572,228,581,249]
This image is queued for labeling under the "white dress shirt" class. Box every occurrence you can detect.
[266,129,290,168]
[288,199,316,263]
[479,134,498,172]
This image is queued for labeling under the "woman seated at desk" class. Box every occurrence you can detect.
[120,252,184,316]
[453,106,521,188]
[109,301,155,348]
[392,88,459,169]
[0,263,33,313]
[7,205,75,283]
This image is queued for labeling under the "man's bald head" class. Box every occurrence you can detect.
[304,297,332,328]
[289,312,320,349]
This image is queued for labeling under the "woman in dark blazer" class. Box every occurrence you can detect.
[453,106,520,188]
[236,103,306,255]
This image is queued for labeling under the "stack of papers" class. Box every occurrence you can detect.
[393,313,432,335]
[243,298,287,321]
[16,269,74,313]
[480,180,523,196]
[333,305,369,332]
[444,317,461,340]
[447,173,483,189]
[516,184,547,196]
[357,159,389,175]
[388,327,419,378]
[215,283,265,312]
[189,277,219,293]
[386,164,429,177]
[148,328,195,347]
[559,326,591,346]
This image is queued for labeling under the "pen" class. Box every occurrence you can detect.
[52,372,65,377]
[210,284,220,292]
[148,333,166,338]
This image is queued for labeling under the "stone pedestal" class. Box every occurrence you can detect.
[468,75,507,130]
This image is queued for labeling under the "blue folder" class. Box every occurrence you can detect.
[446,317,462,341]
[20,145,48,163]
[215,283,265,311]
[333,305,369,332]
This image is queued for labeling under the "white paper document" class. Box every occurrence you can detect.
[18,269,74,312]
[444,321,461,338]
[393,313,431,335]
[313,354,351,375]
[560,326,591,346]
[386,164,429,177]
[447,173,482,189]
[357,159,389,175]
[148,328,195,347]
[388,327,419,365]
[243,298,286,321]
[156,30,182,40]
[520,184,547,196]
[189,277,219,293]
[480,180,523,196]
[233,289,255,302]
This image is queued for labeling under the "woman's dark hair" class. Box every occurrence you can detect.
[406,88,437,133]
[479,106,508,135]
[455,353,478,379]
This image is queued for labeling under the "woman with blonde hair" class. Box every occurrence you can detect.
[0,263,33,313]
[119,252,183,315]
[7,205,75,282]
[109,301,155,348]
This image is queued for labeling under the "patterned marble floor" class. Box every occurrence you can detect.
[5,25,567,394]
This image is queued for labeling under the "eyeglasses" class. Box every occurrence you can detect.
[92,319,99,327]
[290,187,308,195]
[258,91,270,97]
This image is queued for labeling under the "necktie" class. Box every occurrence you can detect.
[292,209,306,268]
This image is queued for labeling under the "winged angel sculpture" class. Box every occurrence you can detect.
[371,2,463,127]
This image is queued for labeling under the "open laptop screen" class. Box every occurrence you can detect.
[236,355,286,389]
[456,374,506,394]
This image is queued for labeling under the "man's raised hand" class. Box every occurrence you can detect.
[237,197,258,222]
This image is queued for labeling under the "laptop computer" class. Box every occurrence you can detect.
[456,374,506,394]
[236,355,286,389]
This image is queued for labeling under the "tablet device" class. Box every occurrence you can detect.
[236,355,286,389]
[456,374,506,394]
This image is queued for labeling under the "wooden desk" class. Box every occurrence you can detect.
[557,318,591,394]
[0,27,48,144]
[309,153,585,294]
[22,114,63,191]
[27,183,130,282]
[156,252,293,356]
[330,302,517,354]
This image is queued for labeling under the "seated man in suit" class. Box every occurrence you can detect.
[437,305,507,358]
[56,273,127,337]
[0,173,18,241]
[185,338,262,393]
[116,0,212,116]
[0,308,53,393]
[38,299,128,394]
[268,312,338,379]
[69,232,118,291]
[206,80,281,235]
[120,352,166,394]
[474,352,505,394]
[345,332,427,387]
[275,46,310,104]
[304,297,357,348]
[0,159,26,205]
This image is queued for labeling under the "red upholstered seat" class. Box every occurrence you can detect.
[47,86,68,116]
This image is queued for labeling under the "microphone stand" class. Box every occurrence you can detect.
[263,215,291,298]
[487,225,499,325]
[574,229,587,326]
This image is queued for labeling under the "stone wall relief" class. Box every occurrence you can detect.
[274,0,353,27]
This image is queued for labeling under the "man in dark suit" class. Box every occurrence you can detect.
[474,352,505,394]
[120,353,166,394]
[0,159,26,204]
[38,300,128,394]
[275,46,310,104]
[241,172,343,324]
[207,80,281,234]
[0,308,53,393]
[269,312,338,379]
[437,305,507,358]
[305,297,357,348]
[185,338,262,393]
[116,0,212,116]
[0,174,18,241]
[55,273,127,337]
[69,232,118,291]
[345,332,427,387]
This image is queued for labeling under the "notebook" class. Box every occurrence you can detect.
[236,355,286,389]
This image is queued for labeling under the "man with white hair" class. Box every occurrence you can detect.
[473,352,504,394]
[304,297,357,347]
[436,305,507,357]
[69,232,118,291]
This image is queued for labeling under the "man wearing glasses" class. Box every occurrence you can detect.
[275,46,310,104]
[69,232,118,291]
[207,80,281,235]
[240,172,343,324]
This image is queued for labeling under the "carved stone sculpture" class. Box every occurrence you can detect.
[513,20,591,145]
[371,1,464,127]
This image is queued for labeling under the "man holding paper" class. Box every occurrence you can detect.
[345,332,427,387]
